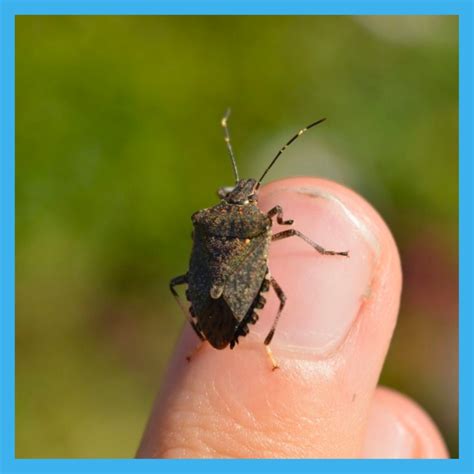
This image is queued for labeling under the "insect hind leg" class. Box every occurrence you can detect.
[260,277,287,371]
[264,277,287,346]
[169,274,205,341]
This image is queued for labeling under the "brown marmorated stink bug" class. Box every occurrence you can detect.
[170,110,349,369]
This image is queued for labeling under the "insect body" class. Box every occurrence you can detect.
[170,110,349,369]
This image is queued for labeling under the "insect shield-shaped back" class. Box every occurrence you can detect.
[187,186,271,349]
[169,111,349,369]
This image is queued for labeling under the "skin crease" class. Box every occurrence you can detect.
[137,177,448,459]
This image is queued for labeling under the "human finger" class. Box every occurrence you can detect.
[137,177,402,458]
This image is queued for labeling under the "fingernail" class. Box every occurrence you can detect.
[256,184,379,354]
[363,404,417,458]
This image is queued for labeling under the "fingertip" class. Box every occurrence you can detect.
[139,176,406,459]
[257,177,402,358]
[260,176,401,285]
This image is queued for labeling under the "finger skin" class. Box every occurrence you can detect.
[137,177,402,458]
[363,387,449,458]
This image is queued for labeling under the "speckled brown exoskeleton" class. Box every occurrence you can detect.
[170,110,349,369]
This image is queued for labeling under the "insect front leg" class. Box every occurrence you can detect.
[169,274,205,342]
[267,205,294,225]
[272,229,349,257]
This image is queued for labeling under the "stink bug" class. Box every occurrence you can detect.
[170,110,349,369]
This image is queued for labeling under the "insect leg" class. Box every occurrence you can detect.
[267,205,294,225]
[261,276,286,371]
[272,229,349,256]
[264,276,287,346]
[169,274,205,341]
[265,345,279,371]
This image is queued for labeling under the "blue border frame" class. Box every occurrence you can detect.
[1,1,471,473]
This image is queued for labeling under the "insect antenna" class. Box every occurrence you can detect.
[221,108,240,183]
[256,117,326,187]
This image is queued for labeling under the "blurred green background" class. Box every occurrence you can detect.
[15,16,458,458]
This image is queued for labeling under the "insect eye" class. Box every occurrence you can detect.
[217,186,234,199]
